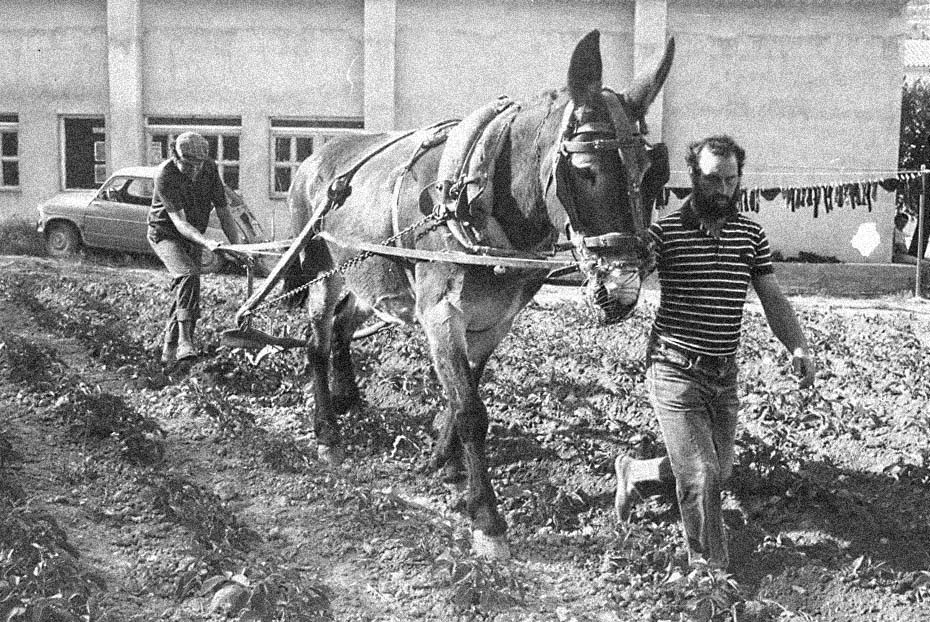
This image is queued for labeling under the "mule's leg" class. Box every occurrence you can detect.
[416,268,509,559]
[437,293,533,486]
[330,293,369,415]
[303,276,345,466]
[432,405,465,485]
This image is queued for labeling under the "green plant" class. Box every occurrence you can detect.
[0,216,46,257]
[909,571,930,603]
[0,331,62,388]
[681,567,743,622]
[0,502,105,621]
[52,382,165,465]
[146,472,259,552]
[841,555,893,588]
[433,541,524,617]
[183,377,256,437]
[198,566,332,621]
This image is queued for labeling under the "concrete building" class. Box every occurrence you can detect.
[0,0,909,261]
[902,38,930,82]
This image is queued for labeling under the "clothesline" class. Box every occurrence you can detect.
[657,170,928,217]
[669,168,928,176]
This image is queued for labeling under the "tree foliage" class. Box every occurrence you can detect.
[900,79,930,174]
[898,79,930,215]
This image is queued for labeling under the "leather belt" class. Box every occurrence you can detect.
[650,337,736,372]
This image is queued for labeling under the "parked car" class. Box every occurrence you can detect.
[36,166,269,273]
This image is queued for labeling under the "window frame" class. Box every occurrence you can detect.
[0,114,20,192]
[268,118,364,199]
[145,119,242,190]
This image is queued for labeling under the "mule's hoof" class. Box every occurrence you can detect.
[317,444,345,467]
[472,530,511,560]
[331,392,361,416]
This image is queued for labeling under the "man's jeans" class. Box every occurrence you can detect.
[646,339,740,568]
[149,236,202,341]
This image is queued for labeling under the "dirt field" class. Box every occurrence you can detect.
[2,254,930,622]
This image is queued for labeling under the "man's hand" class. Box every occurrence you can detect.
[791,348,815,389]
[204,239,222,252]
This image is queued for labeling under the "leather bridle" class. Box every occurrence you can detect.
[546,89,656,265]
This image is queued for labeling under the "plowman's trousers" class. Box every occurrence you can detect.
[149,237,202,342]
[646,337,740,568]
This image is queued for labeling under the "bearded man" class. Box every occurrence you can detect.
[614,134,816,569]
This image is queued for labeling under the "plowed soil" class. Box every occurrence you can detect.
[1,254,930,622]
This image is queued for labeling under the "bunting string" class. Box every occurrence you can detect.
[656,170,926,218]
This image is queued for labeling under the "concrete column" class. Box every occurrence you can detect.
[633,0,668,140]
[106,0,145,171]
[364,0,397,131]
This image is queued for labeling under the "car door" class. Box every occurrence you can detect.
[83,175,152,253]
[83,176,130,250]
[120,176,155,252]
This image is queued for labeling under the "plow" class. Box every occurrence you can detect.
[215,218,585,352]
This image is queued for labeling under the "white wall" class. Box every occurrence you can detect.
[662,0,906,262]
[0,0,911,264]
[141,0,364,232]
[394,0,636,127]
[0,0,107,218]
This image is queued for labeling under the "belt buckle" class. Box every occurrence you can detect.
[658,342,695,370]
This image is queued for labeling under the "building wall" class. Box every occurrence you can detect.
[394,0,636,127]
[141,0,363,235]
[141,0,363,115]
[0,0,911,262]
[662,0,906,262]
[0,0,108,220]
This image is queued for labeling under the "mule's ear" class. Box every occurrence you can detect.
[622,37,675,120]
[568,30,603,101]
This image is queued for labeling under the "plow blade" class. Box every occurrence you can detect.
[221,320,395,351]
[220,327,308,350]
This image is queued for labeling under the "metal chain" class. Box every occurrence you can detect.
[248,212,446,317]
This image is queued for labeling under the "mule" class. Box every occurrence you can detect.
[285,30,673,558]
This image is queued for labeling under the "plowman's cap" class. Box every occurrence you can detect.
[175,132,209,161]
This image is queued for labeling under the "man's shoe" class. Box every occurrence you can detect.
[175,342,199,361]
[160,343,177,364]
[614,455,639,522]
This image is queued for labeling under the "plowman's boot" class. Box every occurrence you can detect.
[161,320,179,364]
[176,320,198,361]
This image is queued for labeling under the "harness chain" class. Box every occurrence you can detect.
[244,212,446,320]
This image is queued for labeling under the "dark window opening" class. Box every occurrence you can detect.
[64,117,106,189]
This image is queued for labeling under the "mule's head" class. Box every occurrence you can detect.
[542,30,674,324]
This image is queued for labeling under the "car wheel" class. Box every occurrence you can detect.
[45,222,81,257]
[199,249,226,274]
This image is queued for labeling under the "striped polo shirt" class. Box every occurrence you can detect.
[649,199,774,356]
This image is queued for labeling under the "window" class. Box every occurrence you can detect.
[269,117,364,197]
[125,177,154,205]
[0,114,19,190]
[61,116,106,190]
[146,117,241,190]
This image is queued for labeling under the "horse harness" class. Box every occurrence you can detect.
[222,93,668,331]
[547,87,669,264]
